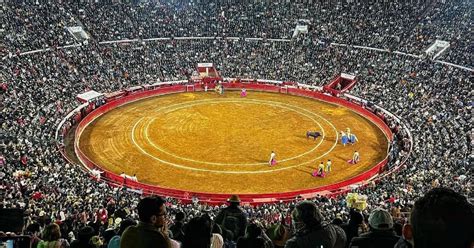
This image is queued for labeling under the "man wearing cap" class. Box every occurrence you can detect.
[215,195,248,242]
[348,208,399,248]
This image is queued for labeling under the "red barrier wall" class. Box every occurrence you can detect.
[74,83,392,204]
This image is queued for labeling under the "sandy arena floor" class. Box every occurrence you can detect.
[78,91,388,194]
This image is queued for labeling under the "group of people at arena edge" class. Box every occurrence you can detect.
[269,126,360,178]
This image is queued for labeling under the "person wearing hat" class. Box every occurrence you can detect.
[265,215,290,248]
[269,151,277,166]
[348,208,400,248]
[214,195,248,242]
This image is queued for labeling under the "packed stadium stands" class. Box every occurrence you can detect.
[1,0,472,247]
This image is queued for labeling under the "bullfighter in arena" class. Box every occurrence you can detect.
[240,88,247,97]
[341,131,349,146]
[326,159,332,172]
[269,151,277,166]
[217,83,224,95]
[313,161,325,177]
[215,83,224,95]
[349,133,358,145]
[348,151,360,164]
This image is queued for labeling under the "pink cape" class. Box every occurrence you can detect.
[312,170,325,177]
[348,159,358,164]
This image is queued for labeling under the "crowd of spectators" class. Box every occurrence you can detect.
[398,0,472,66]
[2,0,472,64]
[1,0,472,247]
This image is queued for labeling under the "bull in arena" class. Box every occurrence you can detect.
[306,131,321,140]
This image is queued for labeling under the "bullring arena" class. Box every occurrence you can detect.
[4,1,474,246]
[0,0,474,248]
[72,82,391,202]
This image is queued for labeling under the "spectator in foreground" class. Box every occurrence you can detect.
[169,211,185,243]
[341,208,364,246]
[70,226,95,248]
[285,201,346,248]
[108,219,136,248]
[237,222,274,248]
[406,188,474,248]
[102,228,117,248]
[25,222,41,248]
[394,223,412,248]
[266,216,290,248]
[37,223,70,248]
[182,214,213,248]
[348,208,400,248]
[120,196,171,248]
[211,222,225,248]
[214,195,248,242]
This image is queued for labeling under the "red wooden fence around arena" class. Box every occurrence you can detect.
[73,81,393,204]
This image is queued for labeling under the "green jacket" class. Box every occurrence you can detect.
[120,221,171,248]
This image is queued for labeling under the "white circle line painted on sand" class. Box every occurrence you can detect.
[143,99,325,166]
[131,117,338,174]
[129,97,339,173]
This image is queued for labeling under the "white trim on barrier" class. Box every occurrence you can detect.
[393,51,421,59]
[151,80,188,86]
[256,79,283,84]
[344,94,368,105]
[352,45,389,53]
[297,83,322,90]
[267,38,291,42]
[60,44,83,49]
[174,37,218,40]
[14,44,83,57]
[99,39,140,44]
[222,78,284,85]
[222,77,236,81]
[235,78,255,82]
[330,43,348,47]
[20,48,51,55]
[245,38,264,41]
[434,60,473,72]
[227,79,325,90]
[127,86,144,92]
[332,43,423,59]
[143,37,171,41]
